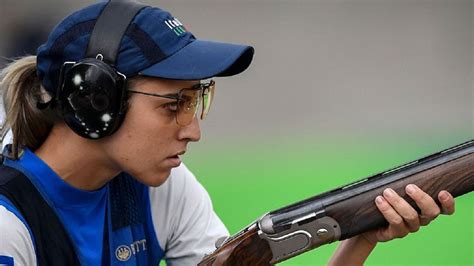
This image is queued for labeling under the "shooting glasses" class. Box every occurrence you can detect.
[128,80,215,126]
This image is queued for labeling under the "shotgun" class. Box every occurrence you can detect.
[199,140,474,265]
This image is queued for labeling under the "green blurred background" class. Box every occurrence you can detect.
[1,0,472,265]
[183,132,473,265]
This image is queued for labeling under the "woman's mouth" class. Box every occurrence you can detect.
[166,152,185,167]
[166,155,181,167]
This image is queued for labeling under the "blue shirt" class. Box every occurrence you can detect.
[2,148,164,265]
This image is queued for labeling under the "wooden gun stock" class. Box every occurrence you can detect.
[199,141,474,265]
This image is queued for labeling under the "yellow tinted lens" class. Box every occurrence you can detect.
[177,89,201,126]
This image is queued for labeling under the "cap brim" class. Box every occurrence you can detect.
[139,39,254,80]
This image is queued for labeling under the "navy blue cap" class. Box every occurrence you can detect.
[37,2,254,94]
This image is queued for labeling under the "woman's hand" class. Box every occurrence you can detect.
[362,184,455,244]
[328,185,455,266]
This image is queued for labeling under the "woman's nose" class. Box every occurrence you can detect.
[178,116,201,142]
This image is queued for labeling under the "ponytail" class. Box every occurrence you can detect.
[0,56,56,158]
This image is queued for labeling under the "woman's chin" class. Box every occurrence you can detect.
[137,170,172,187]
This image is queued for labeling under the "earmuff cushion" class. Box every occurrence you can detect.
[58,59,127,139]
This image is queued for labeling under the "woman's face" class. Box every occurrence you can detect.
[102,77,201,186]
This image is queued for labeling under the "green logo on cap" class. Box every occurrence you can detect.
[165,18,187,36]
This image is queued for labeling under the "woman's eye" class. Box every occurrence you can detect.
[163,102,178,112]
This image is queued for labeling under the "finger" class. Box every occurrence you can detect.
[375,196,409,240]
[438,190,455,215]
[418,214,431,226]
[382,188,420,232]
[405,184,441,225]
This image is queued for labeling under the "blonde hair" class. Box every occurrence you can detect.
[0,56,57,158]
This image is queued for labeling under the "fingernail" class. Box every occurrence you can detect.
[440,191,449,201]
[384,188,395,198]
[376,196,384,204]
[406,184,416,194]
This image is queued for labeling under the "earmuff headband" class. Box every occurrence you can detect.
[86,0,146,64]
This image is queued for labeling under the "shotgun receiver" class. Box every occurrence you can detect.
[199,140,474,265]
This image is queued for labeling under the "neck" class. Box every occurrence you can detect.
[35,124,120,191]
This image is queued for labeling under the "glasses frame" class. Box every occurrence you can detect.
[128,80,215,126]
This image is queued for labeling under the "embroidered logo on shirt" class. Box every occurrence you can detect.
[115,240,147,261]
[116,245,132,261]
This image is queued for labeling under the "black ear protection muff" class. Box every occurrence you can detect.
[56,0,146,139]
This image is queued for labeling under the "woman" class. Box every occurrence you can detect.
[0,1,455,266]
